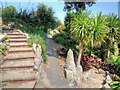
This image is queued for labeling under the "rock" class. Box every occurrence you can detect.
[36,45,42,57]
[34,45,43,77]
[76,65,83,83]
[0,55,3,66]
[66,49,76,72]
[98,69,106,74]
[65,49,77,80]
[83,69,93,82]
[69,79,77,87]
[24,33,30,38]
[102,84,111,89]
[106,75,112,84]
[34,58,41,71]
[33,43,37,52]
[64,68,74,80]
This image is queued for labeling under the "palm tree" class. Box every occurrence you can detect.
[89,12,109,56]
[106,13,119,58]
[69,11,91,66]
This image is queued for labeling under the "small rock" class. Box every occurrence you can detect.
[103,84,111,89]
[69,79,77,87]
[106,75,112,84]
[98,69,106,74]
[33,43,37,52]
[64,68,74,80]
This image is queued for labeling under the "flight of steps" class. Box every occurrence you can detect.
[1,30,36,88]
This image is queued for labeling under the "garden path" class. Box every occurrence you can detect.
[46,37,69,88]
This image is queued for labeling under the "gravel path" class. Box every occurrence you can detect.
[46,37,69,88]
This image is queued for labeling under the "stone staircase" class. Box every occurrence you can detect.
[1,30,36,88]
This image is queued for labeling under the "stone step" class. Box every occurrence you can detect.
[4,52,35,60]
[2,30,14,33]
[8,35,26,39]
[9,38,27,42]
[3,58,34,61]
[9,42,29,47]
[9,47,33,53]
[2,80,36,88]
[2,68,35,82]
[7,33,23,35]
[1,59,34,68]
[2,28,14,30]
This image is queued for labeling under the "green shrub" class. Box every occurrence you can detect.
[110,76,120,90]
[106,55,120,68]
[53,32,70,46]
[28,34,47,63]
[53,32,78,57]
[0,44,7,55]
[18,23,47,63]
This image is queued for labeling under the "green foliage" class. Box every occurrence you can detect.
[16,9,32,25]
[0,43,7,55]
[53,32,77,56]
[33,3,57,32]
[18,22,47,63]
[64,12,75,34]
[53,33,69,46]
[2,3,61,32]
[28,34,47,63]
[64,1,95,12]
[69,11,91,45]
[110,76,120,90]
[107,55,120,68]
[0,35,8,55]
[56,24,65,32]
[89,12,109,48]
[105,13,119,58]
[2,5,17,23]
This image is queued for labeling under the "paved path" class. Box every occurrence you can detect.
[46,37,69,88]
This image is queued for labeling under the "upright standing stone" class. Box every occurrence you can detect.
[65,49,76,80]
[76,65,83,84]
[66,49,76,72]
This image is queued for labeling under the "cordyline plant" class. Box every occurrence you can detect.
[69,11,108,67]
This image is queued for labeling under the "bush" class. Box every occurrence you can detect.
[28,34,47,63]
[0,44,7,55]
[53,32,78,57]
[110,76,120,90]
[53,32,70,46]
[0,35,8,55]
[107,55,120,67]
[18,23,47,63]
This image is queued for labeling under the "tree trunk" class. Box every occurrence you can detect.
[114,42,119,56]
[77,42,83,67]
[107,49,110,58]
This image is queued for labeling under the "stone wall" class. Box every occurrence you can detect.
[32,43,44,83]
